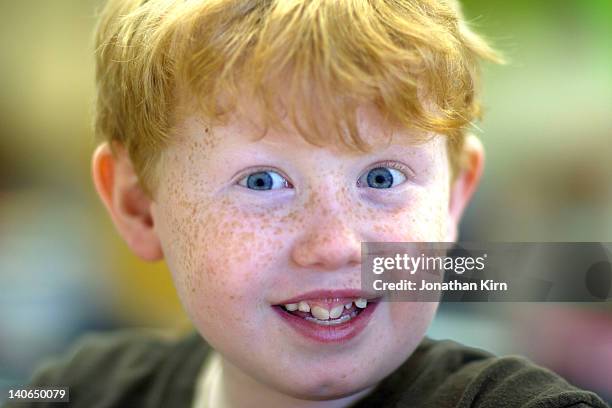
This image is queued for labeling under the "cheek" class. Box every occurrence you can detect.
[387,301,438,351]
[367,189,450,242]
[390,301,438,331]
[155,194,291,331]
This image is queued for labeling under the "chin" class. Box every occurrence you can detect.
[276,377,375,401]
[261,360,386,402]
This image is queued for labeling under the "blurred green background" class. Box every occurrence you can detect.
[1,0,611,402]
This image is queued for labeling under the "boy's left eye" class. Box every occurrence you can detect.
[237,170,292,190]
[357,166,407,189]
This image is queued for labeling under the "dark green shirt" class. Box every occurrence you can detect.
[4,330,608,407]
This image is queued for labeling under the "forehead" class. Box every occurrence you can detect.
[175,88,433,156]
[169,113,448,182]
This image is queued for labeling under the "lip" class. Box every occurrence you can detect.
[275,289,380,305]
[272,293,380,344]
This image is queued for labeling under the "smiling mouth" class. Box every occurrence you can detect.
[272,289,381,343]
[277,297,374,325]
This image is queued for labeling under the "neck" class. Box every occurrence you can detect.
[214,355,375,408]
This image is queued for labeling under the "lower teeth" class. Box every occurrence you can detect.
[304,310,358,326]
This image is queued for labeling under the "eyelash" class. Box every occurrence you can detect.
[356,161,413,189]
[365,161,414,178]
[235,161,414,190]
[235,167,293,190]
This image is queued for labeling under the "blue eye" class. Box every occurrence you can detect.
[359,166,407,189]
[238,170,291,190]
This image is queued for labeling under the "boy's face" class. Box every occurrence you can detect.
[148,103,453,399]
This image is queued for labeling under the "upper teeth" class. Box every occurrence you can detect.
[298,301,310,313]
[329,305,344,319]
[311,306,330,320]
[284,298,369,320]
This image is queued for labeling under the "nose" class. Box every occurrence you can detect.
[290,215,362,271]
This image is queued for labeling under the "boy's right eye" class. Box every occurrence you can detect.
[237,170,292,191]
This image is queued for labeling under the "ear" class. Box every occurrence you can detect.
[447,134,485,241]
[92,142,163,261]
